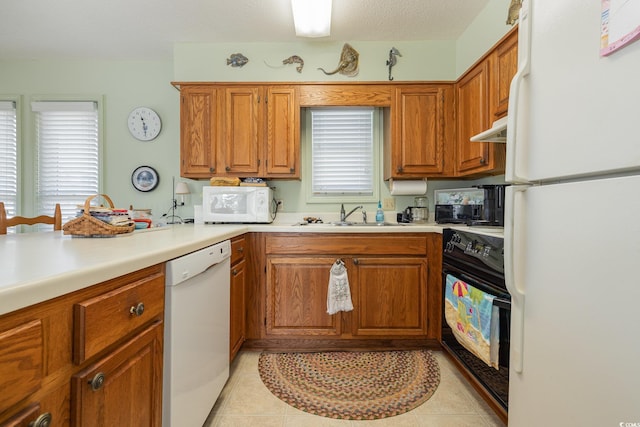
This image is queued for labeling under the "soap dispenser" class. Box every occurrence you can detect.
[375,201,385,224]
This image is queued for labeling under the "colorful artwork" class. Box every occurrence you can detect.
[601,0,640,56]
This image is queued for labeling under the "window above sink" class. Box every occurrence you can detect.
[303,107,382,205]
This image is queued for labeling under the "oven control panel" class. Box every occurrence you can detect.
[443,229,504,275]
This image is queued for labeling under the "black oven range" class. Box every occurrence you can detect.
[441,228,510,420]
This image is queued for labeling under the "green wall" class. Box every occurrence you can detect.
[456,0,514,76]
[0,59,181,219]
[0,0,513,223]
[173,40,457,82]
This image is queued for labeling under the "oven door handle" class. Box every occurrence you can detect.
[492,297,511,309]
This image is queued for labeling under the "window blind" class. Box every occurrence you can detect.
[33,101,99,222]
[0,101,18,220]
[311,107,374,195]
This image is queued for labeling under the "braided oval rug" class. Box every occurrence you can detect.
[258,349,440,420]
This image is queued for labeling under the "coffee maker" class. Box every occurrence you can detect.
[398,196,429,224]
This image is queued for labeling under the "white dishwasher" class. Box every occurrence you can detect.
[163,240,231,427]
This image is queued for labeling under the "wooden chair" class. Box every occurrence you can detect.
[0,202,63,234]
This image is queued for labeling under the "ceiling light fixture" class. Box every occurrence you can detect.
[291,0,332,38]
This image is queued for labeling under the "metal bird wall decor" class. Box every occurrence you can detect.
[386,47,401,81]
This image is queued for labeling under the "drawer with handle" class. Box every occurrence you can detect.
[231,236,246,265]
[73,272,164,364]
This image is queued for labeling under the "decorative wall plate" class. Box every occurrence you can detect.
[131,166,159,192]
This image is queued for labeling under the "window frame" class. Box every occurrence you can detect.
[303,106,382,204]
[0,96,20,220]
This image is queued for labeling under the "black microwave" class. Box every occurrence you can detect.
[435,185,508,226]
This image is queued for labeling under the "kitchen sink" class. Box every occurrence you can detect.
[292,221,399,227]
[331,221,395,226]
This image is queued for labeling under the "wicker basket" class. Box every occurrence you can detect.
[63,194,135,237]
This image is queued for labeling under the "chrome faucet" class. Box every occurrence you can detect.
[340,204,363,222]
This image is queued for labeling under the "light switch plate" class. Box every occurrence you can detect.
[383,198,395,210]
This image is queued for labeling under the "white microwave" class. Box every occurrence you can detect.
[202,186,274,223]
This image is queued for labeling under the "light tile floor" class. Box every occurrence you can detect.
[204,351,506,427]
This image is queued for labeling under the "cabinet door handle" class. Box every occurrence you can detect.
[290,167,295,173]
[209,167,215,173]
[232,269,238,276]
[237,247,244,253]
[29,412,52,427]
[129,302,145,317]
[225,166,231,171]
[89,372,106,391]
[480,157,486,165]
[396,166,403,173]
[353,258,359,265]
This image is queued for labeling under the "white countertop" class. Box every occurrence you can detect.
[0,220,503,316]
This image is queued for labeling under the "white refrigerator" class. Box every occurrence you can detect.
[504,0,640,425]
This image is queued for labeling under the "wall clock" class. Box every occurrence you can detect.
[131,166,159,192]
[128,107,162,141]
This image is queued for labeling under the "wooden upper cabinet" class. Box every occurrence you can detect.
[178,83,299,179]
[456,61,490,174]
[222,85,299,178]
[265,86,300,177]
[454,26,515,177]
[386,85,454,179]
[455,60,505,176]
[491,27,518,120]
[180,85,218,178]
[223,86,261,175]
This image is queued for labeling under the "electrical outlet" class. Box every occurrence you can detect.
[276,199,284,211]
[382,198,395,210]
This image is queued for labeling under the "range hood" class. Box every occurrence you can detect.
[470,116,507,143]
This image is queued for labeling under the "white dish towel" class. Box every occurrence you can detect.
[327,259,354,315]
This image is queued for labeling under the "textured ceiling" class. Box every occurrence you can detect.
[0,0,491,60]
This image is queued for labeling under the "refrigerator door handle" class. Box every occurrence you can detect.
[506,0,532,184]
[505,185,528,373]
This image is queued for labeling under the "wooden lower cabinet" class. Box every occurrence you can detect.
[266,256,341,336]
[0,264,165,426]
[71,321,163,427]
[261,233,437,345]
[351,257,427,336]
[230,236,247,362]
[230,258,246,360]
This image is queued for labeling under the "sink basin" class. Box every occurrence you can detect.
[352,222,395,226]
[331,221,395,226]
